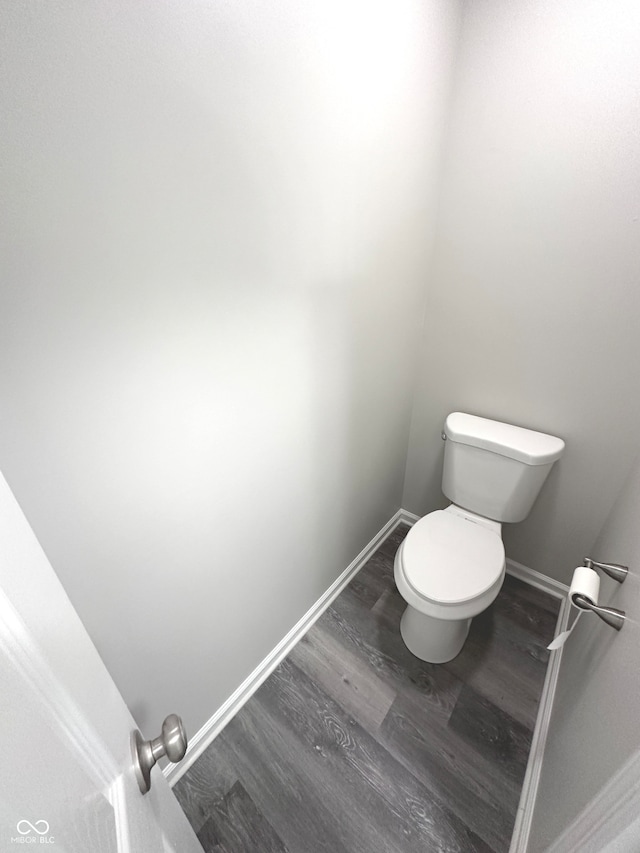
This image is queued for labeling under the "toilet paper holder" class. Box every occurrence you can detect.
[572,557,629,631]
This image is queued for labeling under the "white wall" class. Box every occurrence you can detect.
[403,0,640,583]
[0,1,460,735]
[529,451,640,850]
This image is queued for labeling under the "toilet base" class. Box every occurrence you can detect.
[400,605,471,663]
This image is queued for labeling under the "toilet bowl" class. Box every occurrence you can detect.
[394,507,505,663]
[394,412,564,664]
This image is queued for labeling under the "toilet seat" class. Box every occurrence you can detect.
[402,510,505,603]
[395,510,505,620]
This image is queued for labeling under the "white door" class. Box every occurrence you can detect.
[0,471,203,853]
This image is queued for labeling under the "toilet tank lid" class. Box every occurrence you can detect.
[444,413,565,466]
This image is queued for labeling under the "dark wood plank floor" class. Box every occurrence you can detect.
[175,524,560,853]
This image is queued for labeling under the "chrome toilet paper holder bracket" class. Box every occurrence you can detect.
[584,557,629,584]
[572,594,626,631]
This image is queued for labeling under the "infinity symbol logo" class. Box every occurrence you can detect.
[17,820,50,836]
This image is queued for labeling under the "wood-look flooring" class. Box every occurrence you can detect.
[175,524,560,853]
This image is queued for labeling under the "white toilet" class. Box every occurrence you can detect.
[395,412,564,663]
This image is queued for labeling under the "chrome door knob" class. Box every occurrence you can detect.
[131,714,187,794]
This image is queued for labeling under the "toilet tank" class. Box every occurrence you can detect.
[442,413,565,523]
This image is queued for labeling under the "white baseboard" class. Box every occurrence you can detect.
[508,564,570,853]
[398,508,420,525]
[164,508,411,787]
[506,557,569,600]
[166,505,569,853]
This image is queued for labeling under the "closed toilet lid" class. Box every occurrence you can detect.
[401,511,505,604]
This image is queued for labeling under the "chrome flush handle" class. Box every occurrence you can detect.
[131,714,187,794]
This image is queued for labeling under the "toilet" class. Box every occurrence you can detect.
[395,412,564,663]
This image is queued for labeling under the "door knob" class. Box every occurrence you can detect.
[131,714,187,794]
